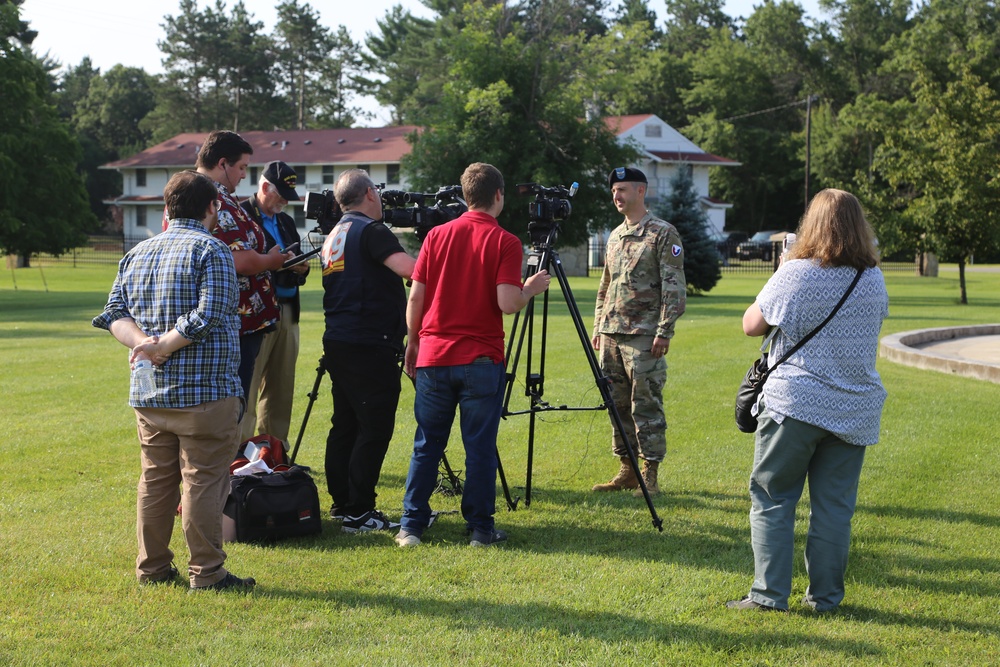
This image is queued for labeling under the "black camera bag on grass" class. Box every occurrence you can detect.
[223,466,322,543]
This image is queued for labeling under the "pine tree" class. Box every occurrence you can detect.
[654,167,721,295]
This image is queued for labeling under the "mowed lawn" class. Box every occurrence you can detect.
[1,262,998,666]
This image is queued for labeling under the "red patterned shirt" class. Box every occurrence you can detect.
[209,183,279,335]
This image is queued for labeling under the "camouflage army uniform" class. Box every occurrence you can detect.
[593,211,686,462]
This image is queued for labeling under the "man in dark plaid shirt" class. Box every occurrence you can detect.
[93,171,255,592]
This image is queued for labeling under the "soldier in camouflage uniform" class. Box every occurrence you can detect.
[591,167,686,496]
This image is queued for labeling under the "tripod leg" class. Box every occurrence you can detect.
[439,452,463,495]
[497,449,519,510]
[290,356,325,465]
[547,254,664,532]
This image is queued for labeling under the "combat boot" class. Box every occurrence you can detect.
[632,459,660,497]
[592,457,639,492]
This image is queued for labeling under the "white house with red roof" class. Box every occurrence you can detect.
[102,126,417,240]
[104,115,736,243]
[606,114,739,233]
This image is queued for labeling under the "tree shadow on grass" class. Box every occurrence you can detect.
[859,502,1000,530]
[362,476,754,570]
[265,587,885,658]
[832,604,1000,637]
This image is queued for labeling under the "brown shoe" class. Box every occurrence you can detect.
[592,457,639,491]
[632,459,660,497]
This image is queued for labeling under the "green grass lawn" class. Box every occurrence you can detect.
[2,263,999,666]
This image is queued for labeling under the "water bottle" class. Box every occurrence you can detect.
[781,232,797,260]
[133,359,156,400]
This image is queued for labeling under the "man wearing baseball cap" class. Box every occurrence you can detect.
[240,161,309,449]
[591,167,686,497]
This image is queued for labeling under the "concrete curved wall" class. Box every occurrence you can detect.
[880,324,1000,384]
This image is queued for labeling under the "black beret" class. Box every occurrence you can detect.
[608,167,647,187]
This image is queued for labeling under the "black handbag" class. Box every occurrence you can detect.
[223,466,322,542]
[735,268,864,433]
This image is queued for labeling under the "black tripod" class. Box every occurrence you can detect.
[499,228,663,532]
[290,355,464,495]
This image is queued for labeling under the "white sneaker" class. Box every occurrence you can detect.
[395,529,421,547]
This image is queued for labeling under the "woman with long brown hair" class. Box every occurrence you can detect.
[728,189,888,612]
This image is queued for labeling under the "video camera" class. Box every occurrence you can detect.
[516,182,578,245]
[303,189,345,235]
[381,185,467,241]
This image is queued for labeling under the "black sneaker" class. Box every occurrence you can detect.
[330,505,345,521]
[341,509,400,533]
[469,528,507,547]
[141,564,180,586]
[190,572,256,593]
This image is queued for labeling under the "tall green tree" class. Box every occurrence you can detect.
[314,26,369,128]
[614,0,662,39]
[224,2,283,131]
[274,0,335,129]
[662,0,735,54]
[152,0,227,136]
[400,1,635,245]
[55,56,98,121]
[812,0,912,105]
[654,167,721,294]
[364,6,438,124]
[867,72,1000,302]
[0,0,96,261]
[682,26,806,232]
[73,65,157,157]
[70,65,157,227]
[855,0,1000,302]
[147,0,279,138]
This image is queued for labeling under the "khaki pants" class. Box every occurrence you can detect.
[134,396,240,587]
[240,302,300,443]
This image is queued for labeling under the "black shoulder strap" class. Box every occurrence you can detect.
[764,267,865,376]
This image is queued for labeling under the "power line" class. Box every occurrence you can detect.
[721,97,815,122]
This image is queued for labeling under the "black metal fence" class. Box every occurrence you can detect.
[24,235,324,269]
[587,238,916,276]
[28,235,915,275]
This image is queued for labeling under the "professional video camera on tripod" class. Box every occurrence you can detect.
[500,181,664,532]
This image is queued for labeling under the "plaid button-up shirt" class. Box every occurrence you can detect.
[93,218,242,408]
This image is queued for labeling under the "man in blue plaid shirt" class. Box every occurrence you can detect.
[93,171,255,592]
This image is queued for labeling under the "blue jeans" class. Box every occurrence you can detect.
[747,406,867,611]
[401,359,505,535]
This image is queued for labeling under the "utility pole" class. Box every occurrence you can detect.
[804,94,819,211]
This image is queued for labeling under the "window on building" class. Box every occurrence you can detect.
[136,206,147,228]
[645,124,662,138]
[293,166,307,184]
[294,206,306,229]
[386,164,400,184]
[357,164,370,175]
[136,169,146,187]
[683,164,693,179]
[322,165,335,185]
[250,167,259,185]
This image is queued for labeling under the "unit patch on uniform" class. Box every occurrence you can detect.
[671,244,682,257]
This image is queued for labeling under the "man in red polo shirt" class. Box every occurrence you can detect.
[397,162,550,548]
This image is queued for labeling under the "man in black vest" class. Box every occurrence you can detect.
[320,169,416,532]
[239,161,309,448]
